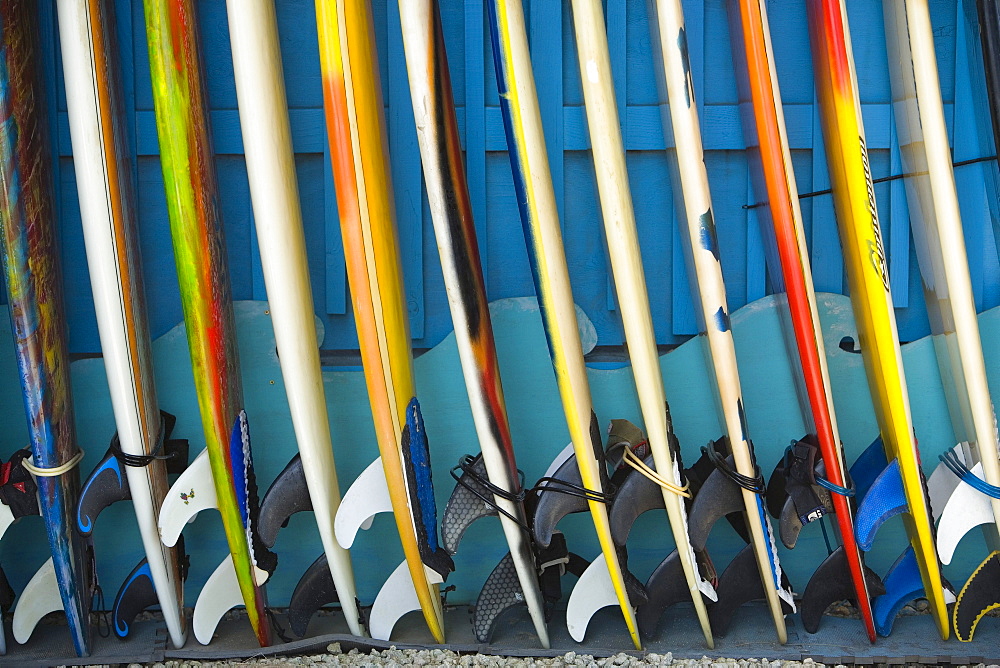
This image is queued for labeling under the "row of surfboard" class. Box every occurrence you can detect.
[0,0,998,659]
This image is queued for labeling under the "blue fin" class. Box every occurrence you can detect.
[77,444,130,536]
[855,458,907,551]
[850,437,888,502]
[112,559,158,639]
[873,547,923,637]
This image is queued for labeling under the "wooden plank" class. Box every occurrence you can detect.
[745,172,766,302]
[809,97,843,294]
[529,0,564,223]
[465,0,488,285]
[386,0,424,339]
[887,115,909,308]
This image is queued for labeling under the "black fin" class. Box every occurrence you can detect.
[778,484,834,549]
[288,552,340,638]
[111,558,159,639]
[77,444,132,537]
[687,459,747,550]
[609,455,666,546]
[258,454,312,548]
[0,564,13,612]
[441,454,498,555]
[636,549,694,636]
[531,452,588,549]
[800,545,884,634]
[708,543,793,637]
[472,552,527,642]
[955,551,1000,641]
[765,452,790,519]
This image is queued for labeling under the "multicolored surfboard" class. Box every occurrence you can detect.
[143,0,275,647]
[0,2,94,656]
[224,0,362,640]
[808,0,951,639]
[883,0,1000,642]
[396,0,548,648]
[57,0,187,648]
[321,0,452,644]
[727,0,877,641]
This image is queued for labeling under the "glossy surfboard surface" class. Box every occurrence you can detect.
[318,0,449,644]
[225,1,361,639]
[883,0,1000,641]
[562,0,716,649]
[727,0,874,641]
[807,0,949,640]
[648,0,792,643]
[396,0,548,648]
[970,0,1000,263]
[56,0,186,648]
[0,2,93,656]
[143,0,273,647]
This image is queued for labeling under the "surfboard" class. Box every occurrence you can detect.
[143,0,275,647]
[558,0,717,648]
[807,0,950,639]
[395,0,548,649]
[224,1,363,640]
[0,4,94,656]
[727,0,876,641]
[646,0,793,643]
[968,0,1000,263]
[883,0,1000,642]
[55,0,187,648]
[321,0,452,644]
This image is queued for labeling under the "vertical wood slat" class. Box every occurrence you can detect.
[887,115,909,307]
[465,0,488,286]
[605,0,627,312]
[953,3,986,309]
[324,134,347,314]
[529,0,563,224]
[387,0,425,339]
[745,172,766,302]
[809,99,844,293]
[250,215,267,300]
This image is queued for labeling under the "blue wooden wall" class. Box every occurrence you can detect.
[13,0,1000,354]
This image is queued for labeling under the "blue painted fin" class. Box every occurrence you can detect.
[850,437,888,502]
[112,558,158,640]
[76,444,130,536]
[258,454,311,548]
[288,552,341,638]
[854,459,907,551]
[401,398,454,579]
[873,547,923,637]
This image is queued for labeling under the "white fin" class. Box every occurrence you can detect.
[369,559,443,641]
[13,558,62,644]
[335,457,392,549]
[566,552,620,642]
[927,444,965,522]
[541,443,576,479]
[192,554,269,645]
[936,459,996,565]
[159,449,218,547]
[0,502,14,541]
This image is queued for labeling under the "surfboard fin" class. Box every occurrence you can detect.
[565,550,645,642]
[192,554,269,645]
[287,552,343,637]
[77,445,131,537]
[159,448,218,547]
[471,552,525,642]
[848,437,889,502]
[531,450,589,549]
[258,453,312,548]
[686,451,749,550]
[637,548,709,636]
[854,459,907,551]
[335,456,393,549]
[954,550,1000,641]
[765,436,837,548]
[707,543,794,637]
[441,453,498,554]
[799,545,885,633]
[369,559,444,641]
[778,487,834,550]
[928,454,996,565]
[608,454,666,545]
[111,558,158,639]
[12,557,62,644]
[871,546,940,637]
